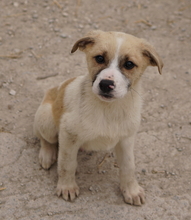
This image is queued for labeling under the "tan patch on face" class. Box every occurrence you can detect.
[84,32,118,81]
[42,77,76,127]
[116,34,149,86]
[118,53,147,86]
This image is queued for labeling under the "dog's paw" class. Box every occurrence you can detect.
[121,181,145,206]
[56,181,79,201]
[39,145,57,170]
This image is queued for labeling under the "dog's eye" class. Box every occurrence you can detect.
[95,55,105,64]
[124,61,135,70]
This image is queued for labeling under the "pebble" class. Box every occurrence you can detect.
[14,48,21,54]
[88,185,100,192]
[54,28,60,32]
[7,30,14,36]
[168,122,172,128]
[62,12,68,17]
[49,19,54,23]
[13,2,19,7]
[79,24,84,29]
[174,11,183,16]
[93,24,99,29]
[151,25,157,30]
[176,148,183,152]
[60,34,68,38]
[47,212,53,216]
[89,186,93,191]
[9,89,16,96]
[32,14,38,19]
[181,28,186,32]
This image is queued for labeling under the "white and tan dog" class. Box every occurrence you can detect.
[34,30,163,206]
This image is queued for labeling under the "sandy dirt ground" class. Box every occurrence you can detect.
[0,0,191,219]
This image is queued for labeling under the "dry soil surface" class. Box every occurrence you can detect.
[0,0,191,219]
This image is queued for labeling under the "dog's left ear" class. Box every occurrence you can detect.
[71,37,95,53]
[142,43,163,74]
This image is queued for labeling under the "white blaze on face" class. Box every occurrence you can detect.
[92,37,130,100]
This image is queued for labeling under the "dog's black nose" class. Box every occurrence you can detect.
[99,79,115,93]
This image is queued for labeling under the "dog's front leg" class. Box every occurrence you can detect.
[56,130,81,201]
[115,135,145,206]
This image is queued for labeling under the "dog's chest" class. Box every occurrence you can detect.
[78,102,139,139]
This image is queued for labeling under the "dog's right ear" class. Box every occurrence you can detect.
[71,37,95,53]
[141,41,163,75]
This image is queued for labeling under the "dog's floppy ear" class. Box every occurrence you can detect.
[71,30,103,53]
[71,37,95,53]
[142,43,163,74]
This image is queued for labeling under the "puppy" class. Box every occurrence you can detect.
[34,30,163,206]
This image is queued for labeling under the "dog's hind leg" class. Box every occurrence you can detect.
[39,138,58,169]
[34,103,58,169]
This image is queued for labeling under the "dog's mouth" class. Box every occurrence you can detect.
[98,93,114,101]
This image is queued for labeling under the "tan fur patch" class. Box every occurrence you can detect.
[43,77,76,128]
[85,32,117,81]
[42,87,58,104]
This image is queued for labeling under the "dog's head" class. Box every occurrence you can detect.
[72,30,163,102]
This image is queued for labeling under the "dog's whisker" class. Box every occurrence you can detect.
[130,89,135,109]
[130,87,142,98]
